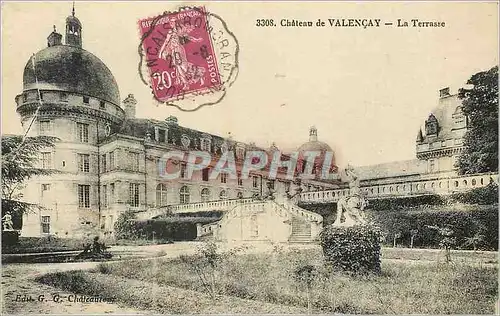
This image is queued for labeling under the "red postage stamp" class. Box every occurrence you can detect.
[139,7,222,103]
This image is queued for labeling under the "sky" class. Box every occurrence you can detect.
[1,1,498,168]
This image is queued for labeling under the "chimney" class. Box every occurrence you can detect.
[439,87,450,98]
[123,94,137,118]
[47,26,63,47]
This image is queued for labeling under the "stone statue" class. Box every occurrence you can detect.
[333,165,368,227]
[2,212,14,231]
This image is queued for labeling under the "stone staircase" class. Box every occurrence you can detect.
[289,216,312,243]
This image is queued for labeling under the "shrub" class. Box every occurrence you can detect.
[320,225,381,274]
[451,183,498,205]
[114,209,139,240]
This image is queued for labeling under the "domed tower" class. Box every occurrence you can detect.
[15,8,125,238]
[297,126,338,180]
[415,87,467,174]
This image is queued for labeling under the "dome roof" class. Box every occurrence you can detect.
[297,140,333,153]
[297,126,334,153]
[23,45,120,105]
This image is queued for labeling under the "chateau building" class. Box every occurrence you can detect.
[16,11,336,238]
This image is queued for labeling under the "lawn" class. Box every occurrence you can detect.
[37,245,498,314]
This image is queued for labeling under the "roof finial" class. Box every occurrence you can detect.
[53,25,57,32]
[72,1,75,16]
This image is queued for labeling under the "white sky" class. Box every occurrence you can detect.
[1,1,498,167]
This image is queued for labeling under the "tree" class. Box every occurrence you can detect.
[113,209,139,239]
[457,66,498,174]
[2,135,57,227]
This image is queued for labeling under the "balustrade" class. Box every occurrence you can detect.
[299,172,498,203]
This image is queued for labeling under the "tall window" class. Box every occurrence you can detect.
[130,152,140,171]
[180,163,187,179]
[268,180,275,190]
[252,176,259,188]
[156,183,168,207]
[39,120,51,135]
[102,185,108,208]
[101,154,107,172]
[201,138,211,151]
[237,173,243,186]
[452,155,459,169]
[202,168,210,181]
[78,185,90,208]
[219,190,227,200]
[41,152,52,169]
[180,186,190,204]
[78,154,90,172]
[109,151,115,170]
[201,188,210,202]
[220,173,227,184]
[41,184,51,197]
[110,183,115,204]
[428,159,437,173]
[129,183,140,207]
[41,216,50,234]
[77,123,89,143]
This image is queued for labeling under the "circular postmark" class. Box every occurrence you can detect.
[138,6,239,112]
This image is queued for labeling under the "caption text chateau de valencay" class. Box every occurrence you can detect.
[16,10,498,240]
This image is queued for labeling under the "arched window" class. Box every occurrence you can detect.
[463,180,467,186]
[156,183,168,206]
[471,179,476,186]
[454,181,459,188]
[237,191,243,199]
[201,188,210,202]
[219,190,227,200]
[180,186,190,204]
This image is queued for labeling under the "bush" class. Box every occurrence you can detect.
[114,209,139,240]
[320,225,381,274]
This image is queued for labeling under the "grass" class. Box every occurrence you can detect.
[382,247,498,264]
[38,246,499,314]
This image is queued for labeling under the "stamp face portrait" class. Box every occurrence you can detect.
[139,7,238,111]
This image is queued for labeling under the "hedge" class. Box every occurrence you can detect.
[368,206,498,250]
[300,186,499,250]
[131,216,221,241]
[320,225,381,274]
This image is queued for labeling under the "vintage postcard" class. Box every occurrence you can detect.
[1,1,498,314]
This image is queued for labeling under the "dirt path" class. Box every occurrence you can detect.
[2,262,149,315]
[1,242,200,315]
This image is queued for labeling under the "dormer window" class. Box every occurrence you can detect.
[425,114,439,136]
[83,96,90,104]
[99,101,105,109]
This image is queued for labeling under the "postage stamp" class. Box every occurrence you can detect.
[138,6,239,111]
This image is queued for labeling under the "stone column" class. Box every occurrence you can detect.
[196,223,203,240]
